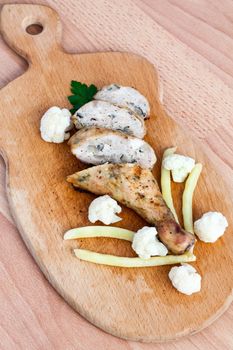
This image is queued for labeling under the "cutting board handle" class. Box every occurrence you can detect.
[0,4,62,64]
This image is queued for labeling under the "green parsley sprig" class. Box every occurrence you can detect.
[68,81,98,114]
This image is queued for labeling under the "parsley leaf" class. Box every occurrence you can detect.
[68,81,98,114]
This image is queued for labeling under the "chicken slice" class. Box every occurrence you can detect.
[67,163,195,254]
[68,127,156,169]
[94,84,150,119]
[72,100,146,138]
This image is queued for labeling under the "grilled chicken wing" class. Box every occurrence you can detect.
[67,163,195,254]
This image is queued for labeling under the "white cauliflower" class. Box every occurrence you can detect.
[40,106,73,143]
[162,154,195,182]
[132,226,168,259]
[194,211,228,243]
[169,264,201,295]
[88,195,122,225]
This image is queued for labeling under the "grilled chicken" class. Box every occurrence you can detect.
[68,127,156,169]
[72,100,146,138]
[94,84,150,119]
[67,163,195,254]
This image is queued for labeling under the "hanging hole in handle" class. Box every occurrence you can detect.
[26,23,43,35]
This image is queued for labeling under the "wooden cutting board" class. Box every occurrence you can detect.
[0,3,232,342]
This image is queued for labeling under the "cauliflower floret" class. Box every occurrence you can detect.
[132,226,168,259]
[162,154,195,182]
[40,106,73,143]
[169,263,201,295]
[194,211,228,243]
[88,195,122,225]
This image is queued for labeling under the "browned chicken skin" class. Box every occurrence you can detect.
[67,163,195,254]
[156,220,195,254]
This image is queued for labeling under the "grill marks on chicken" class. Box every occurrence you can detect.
[67,163,195,254]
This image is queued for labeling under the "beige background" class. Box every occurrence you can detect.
[0,0,233,349]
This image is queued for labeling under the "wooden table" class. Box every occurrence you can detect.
[0,1,232,349]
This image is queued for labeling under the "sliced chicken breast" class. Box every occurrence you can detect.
[68,127,156,169]
[94,84,150,119]
[72,100,146,138]
[67,163,195,254]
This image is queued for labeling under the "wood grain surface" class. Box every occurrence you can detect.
[0,0,233,349]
